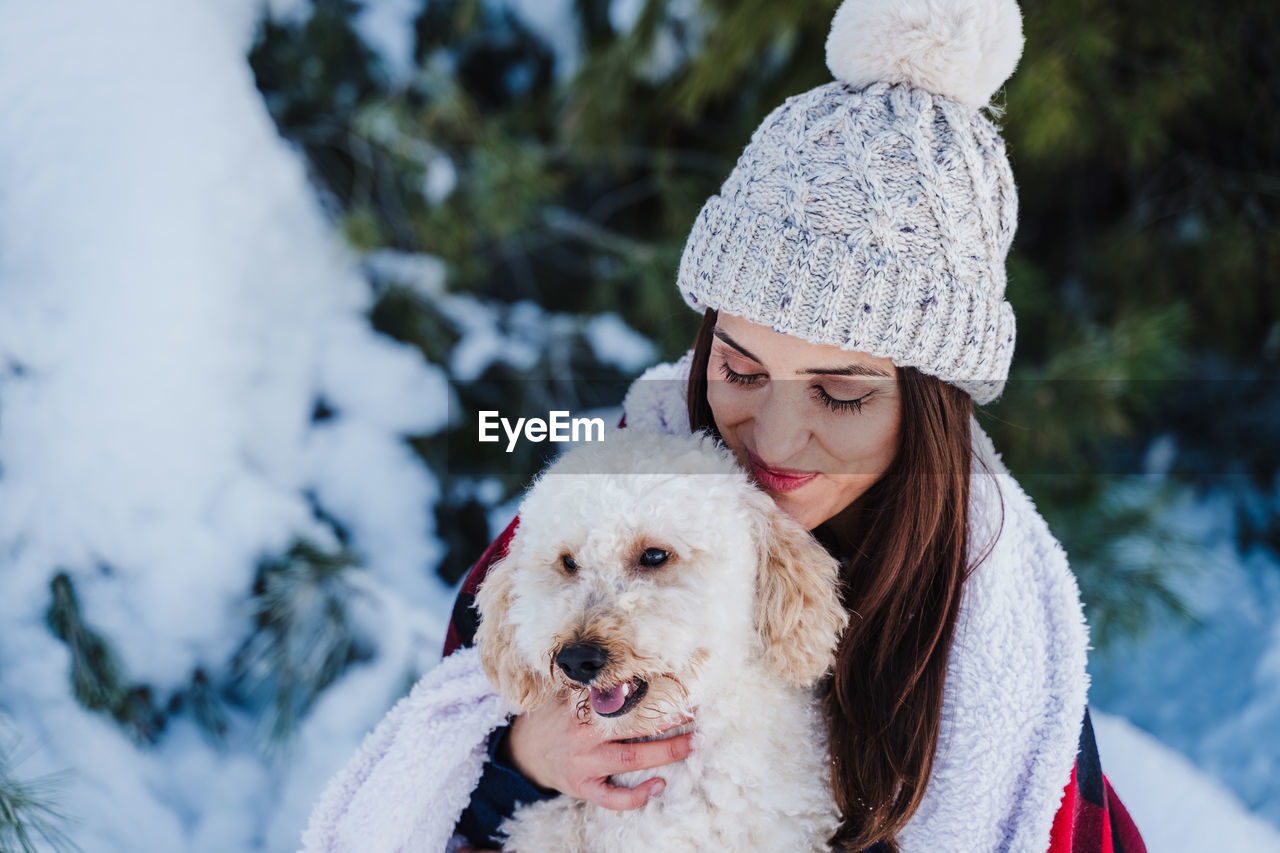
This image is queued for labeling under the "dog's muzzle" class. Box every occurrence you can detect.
[555,643,650,717]
[556,642,608,685]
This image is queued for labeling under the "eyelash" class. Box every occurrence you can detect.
[717,361,871,414]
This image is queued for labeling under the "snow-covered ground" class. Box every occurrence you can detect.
[1088,482,1280,839]
[0,2,1275,851]
[1093,711,1280,851]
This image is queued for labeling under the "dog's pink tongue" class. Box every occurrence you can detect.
[590,684,626,714]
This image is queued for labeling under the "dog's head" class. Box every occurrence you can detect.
[474,430,848,736]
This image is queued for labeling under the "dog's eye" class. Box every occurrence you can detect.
[561,554,578,574]
[638,548,669,568]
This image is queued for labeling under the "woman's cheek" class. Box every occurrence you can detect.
[705,379,741,425]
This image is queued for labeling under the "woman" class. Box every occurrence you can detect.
[300,0,1148,850]
[446,317,1143,853]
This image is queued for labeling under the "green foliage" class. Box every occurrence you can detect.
[247,0,1280,647]
[182,668,231,747]
[1044,478,1202,650]
[666,0,832,121]
[249,0,386,208]
[979,300,1205,648]
[1005,0,1279,362]
[227,540,371,751]
[341,206,385,252]
[0,716,80,853]
[987,303,1191,473]
[987,0,1280,644]
[45,574,164,745]
[46,574,124,715]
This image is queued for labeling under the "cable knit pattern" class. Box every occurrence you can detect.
[676,79,1018,405]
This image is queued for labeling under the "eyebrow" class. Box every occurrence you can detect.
[713,328,893,378]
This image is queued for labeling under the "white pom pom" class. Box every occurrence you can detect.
[824,0,1024,108]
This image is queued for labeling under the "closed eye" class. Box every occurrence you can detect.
[720,361,874,414]
[811,385,872,414]
[719,361,763,386]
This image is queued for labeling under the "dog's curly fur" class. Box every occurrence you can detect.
[474,429,848,852]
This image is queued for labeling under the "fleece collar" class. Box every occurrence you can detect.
[622,350,1091,853]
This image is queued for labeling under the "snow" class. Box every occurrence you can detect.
[0,1,1276,851]
[498,0,708,86]
[1092,710,1280,851]
[610,0,647,33]
[442,297,582,383]
[0,0,452,849]
[353,0,423,89]
[585,312,658,373]
[500,0,581,84]
[423,152,459,204]
[363,247,449,299]
[1089,480,1280,829]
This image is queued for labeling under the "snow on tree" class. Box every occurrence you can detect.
[0,1,452,849]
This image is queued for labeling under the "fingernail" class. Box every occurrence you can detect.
[653,778,666,795]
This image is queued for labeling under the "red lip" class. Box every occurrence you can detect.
[747,450,818,493]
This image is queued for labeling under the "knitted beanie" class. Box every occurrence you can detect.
[676,0,1025,404]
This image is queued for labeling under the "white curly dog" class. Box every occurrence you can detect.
[474,428,848,852]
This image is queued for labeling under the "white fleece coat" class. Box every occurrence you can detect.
[298,350,1091,853]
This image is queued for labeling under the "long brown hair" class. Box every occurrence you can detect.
[686,308,1001,851]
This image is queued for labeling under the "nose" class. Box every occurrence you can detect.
[752,387,811,466]
[556,642,609,685]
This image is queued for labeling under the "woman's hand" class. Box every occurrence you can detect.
[506,688,695,811]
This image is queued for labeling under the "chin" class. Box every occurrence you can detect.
[770,494,824,531]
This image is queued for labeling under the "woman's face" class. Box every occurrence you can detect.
[707,311,902,531]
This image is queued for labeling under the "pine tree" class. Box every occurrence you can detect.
[228,541,372,752]
[247,0,1280,650]
[0,714,80,853]
[1,3,449,848]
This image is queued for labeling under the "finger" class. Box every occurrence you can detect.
[581,775,665,811]
[599,732,694,775]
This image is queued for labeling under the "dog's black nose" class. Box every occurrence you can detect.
[556,643,608,685]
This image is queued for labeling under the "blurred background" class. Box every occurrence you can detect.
[1,0,1277,850]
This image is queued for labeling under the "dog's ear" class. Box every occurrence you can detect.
[750,493,849,686]
[474,545,556,711]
